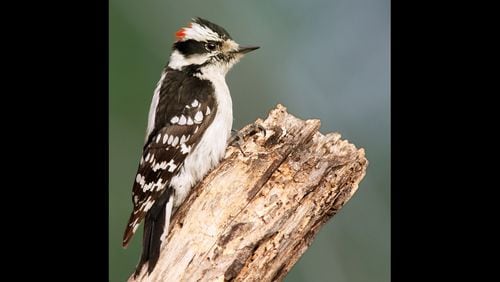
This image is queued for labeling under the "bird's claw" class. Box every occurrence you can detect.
[249,124,266,137]
[228,131,246,156]
[228,123,266,156]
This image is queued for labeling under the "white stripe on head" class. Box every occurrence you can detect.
[179,22,221,42]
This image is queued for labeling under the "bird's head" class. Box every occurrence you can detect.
[168,17,259,76]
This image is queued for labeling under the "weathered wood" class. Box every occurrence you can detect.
[129,104,368,282]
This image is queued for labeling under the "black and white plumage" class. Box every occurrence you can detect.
[122,17,259,276]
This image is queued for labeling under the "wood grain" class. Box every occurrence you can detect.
[129,104,368,282]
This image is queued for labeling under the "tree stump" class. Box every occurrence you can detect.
[129,104,368,281]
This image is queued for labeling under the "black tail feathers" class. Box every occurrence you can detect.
[134,189,173,278]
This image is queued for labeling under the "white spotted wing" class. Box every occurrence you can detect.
[123,70,217,247]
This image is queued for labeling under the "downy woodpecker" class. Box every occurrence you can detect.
[122,17,259,276]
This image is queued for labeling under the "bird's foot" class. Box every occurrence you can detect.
[228,130,246,156]
[228,124,266,156]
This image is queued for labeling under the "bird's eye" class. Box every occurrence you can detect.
[205,42,217,51]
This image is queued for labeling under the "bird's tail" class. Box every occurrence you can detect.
[135,190,174,277]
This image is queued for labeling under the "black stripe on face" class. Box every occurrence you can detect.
[173,39,208,56]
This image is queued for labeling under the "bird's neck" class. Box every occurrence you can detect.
[196,64,232,120]
[195,63,228,82]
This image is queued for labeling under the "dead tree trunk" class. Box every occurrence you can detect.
[129,104,368,282]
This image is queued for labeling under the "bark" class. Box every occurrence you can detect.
[129,104,368,282]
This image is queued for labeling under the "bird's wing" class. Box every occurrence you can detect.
[123,70,217,247]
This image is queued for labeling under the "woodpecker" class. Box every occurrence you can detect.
[122,17,259,276]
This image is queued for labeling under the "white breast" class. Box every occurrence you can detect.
[169,65,233,207]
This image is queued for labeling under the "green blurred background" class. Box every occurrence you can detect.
[109,0,389,281]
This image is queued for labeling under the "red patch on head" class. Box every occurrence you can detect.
[175,22,195,41]
[175,28,186,40]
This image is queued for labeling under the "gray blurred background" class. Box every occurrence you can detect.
[109,0,390,281]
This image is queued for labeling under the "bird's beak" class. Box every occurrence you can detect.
[236,45,260,54]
